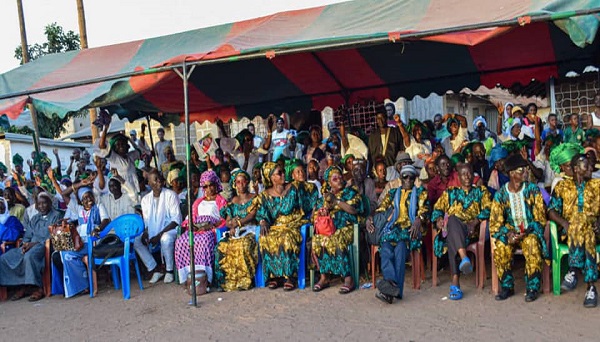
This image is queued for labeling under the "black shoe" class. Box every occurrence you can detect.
[584,285,598,308]
[376,279,400,297]
[525,290,539,302]
[495,287,515,301]
[561,270,578,292]
[375,291,394,304]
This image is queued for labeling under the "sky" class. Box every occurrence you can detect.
[0,0,347,74]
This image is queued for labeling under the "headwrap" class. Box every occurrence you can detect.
[504,154,528,172]
[450,153,465,168]
[446,117,460,133]
[109,133,129,151]
[0,162,6,173]
[12,153,23,167]
[503,102,514,121]
[489,144,508,168]
[199,170,223,193]
[37,192,53,203]
[340,154,355,165]
[549,143,584,173]
[167,169,181,185]
[77,187,93,202]
[0,197,9,225]
[322,166,344,194]
[472,116,487,130]
[586,128,600,140]
[163,145,174,155]
[461,142,475,158]
[40,156,52,166]
[261,162,278,188]
[234,129,253,150]
[501,135,533,153]
[543,133,562,147]
[230,168,250,189]
[253,162,263,171]
[400,165,418,177]
[286,130,297,141]
[511,106,524,116]
[284,159,304,183]
[406,119,425,136]
[507,117,522,136]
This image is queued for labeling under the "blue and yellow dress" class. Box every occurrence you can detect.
[549,179,600,283]
[376,186,429,251]
[431,186,492,258]
[311,186,363,277]
[490,182,549,292]
[214,199,259,291]
[253,185,308,282]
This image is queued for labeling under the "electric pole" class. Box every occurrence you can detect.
[76,0,99,142]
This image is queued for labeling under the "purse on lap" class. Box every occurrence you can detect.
[48,219,84,252]
[314,207,336,236]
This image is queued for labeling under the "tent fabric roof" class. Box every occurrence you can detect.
[0,0,599,123]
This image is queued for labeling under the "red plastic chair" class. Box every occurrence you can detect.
[490,222,551,295]
[432,220,487,289]
[370,244,425,290]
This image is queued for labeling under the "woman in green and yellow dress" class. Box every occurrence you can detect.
[253,162,309,291]
[311,166,364,294]
[214,169,259,291]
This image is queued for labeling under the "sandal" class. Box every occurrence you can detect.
[28,290,44,302]
[449,285,463,300]
[339,284,354,294]
[283,280,296,291]
[267,280,280,290]
[10,288,27,301]
[459,256,473,274]
[313,282,330,292]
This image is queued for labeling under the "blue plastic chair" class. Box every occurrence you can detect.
[87,214,145,300]
[216,223,309,289]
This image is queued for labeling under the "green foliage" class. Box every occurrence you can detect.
[14,23,80,63]
[12,23,81,138]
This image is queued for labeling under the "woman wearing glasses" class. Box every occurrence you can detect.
[252,162,309,291]
[174,170,226,286]
[369,165,429,304]
[489,154,548,302]
[311,166,364,294]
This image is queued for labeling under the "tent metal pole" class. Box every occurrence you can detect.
[549,77,557,114]
[177,61,199,306]
[2,8,599,103]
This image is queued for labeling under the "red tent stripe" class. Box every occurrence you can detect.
[139,75,224,113]
[315,49,386,89]
[270,52,341,98]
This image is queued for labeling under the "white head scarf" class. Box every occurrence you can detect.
[0,197,10,225]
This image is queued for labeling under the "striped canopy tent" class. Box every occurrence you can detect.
[1,0,600,125]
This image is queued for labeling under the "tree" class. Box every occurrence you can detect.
[13,23,81,138]
[14,23,80,63]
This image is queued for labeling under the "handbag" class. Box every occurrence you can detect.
[48,219,84,251]
[314,208,336,236]
[92,234,125,267]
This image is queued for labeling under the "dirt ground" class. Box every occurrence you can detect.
[1,265,599,342]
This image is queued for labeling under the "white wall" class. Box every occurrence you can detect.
[0,138,91,172]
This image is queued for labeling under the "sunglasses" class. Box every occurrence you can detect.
[402,174,416,180]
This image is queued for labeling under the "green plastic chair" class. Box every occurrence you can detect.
[550,221,600,296]
[309,223,360,291]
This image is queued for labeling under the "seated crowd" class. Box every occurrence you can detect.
[0,102,600,309]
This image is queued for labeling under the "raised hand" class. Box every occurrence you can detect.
[53,148,59,156]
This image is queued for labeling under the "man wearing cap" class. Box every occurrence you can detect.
[378,152,414,204]
[549,154,600,307]
[368,111,404,169]
[262,116,290,162]
[490,154,548,302]
[432,163,492,300]
[370,164,429,304]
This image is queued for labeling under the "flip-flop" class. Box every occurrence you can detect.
[339,284,354,294]
[267,280,279,290]
[449,285,463,300]
[313,282,330,292]
[459,256,473,274]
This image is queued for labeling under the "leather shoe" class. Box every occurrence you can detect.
[375,291,394,304]
[495,287,515,301]
[525,290,538,302]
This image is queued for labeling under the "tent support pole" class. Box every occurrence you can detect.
[549,77,557,115]
[174,61,198,307]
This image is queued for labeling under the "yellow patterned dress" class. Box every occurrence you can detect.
[253,184,308,282]
[376,186,429,251]
[549,179,600,283]
[431,186,492,258]
[490,182,548,292]
[311,186,364,277]
[214,199,259,291]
